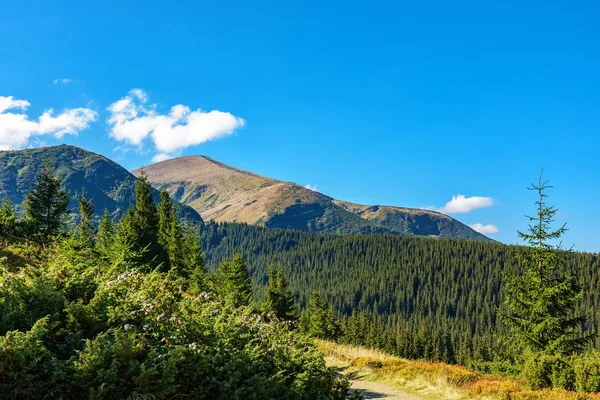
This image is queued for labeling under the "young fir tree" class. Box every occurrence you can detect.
[76,188,95,244]
[304,292,339,339]
[0,195,17,236]
[500,172,594,356]
[24,161,69,240]
[96,209,115,257]
[131,172,164,266]
[182,223,206,292]
[157,188,184,273]
[265,265,297,321]
[218,255,252,308]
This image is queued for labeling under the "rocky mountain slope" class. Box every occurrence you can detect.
[133,156,488,240]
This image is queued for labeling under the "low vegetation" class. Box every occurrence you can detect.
[319,340,600,399]
[0,165,352,399]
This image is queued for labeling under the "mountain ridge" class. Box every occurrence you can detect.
[133,155,490,241]
[0,145,202,223]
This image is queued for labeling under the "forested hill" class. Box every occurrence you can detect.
[198,221,600,366]
[133,155,489,241]
[0,145,202,223]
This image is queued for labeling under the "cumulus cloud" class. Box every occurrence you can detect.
[53,78,73,84]
[152,153,174,163]
[107,89,245,160]
[0,95,97,150]
[469,223,499,235]
[438,195,495,214]
[305,184,318,191]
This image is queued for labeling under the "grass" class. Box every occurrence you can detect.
[317,340,600,400]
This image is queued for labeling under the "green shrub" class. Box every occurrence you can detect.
[522,354,562,390]
[574,351,600,393]
[550,357,575,391]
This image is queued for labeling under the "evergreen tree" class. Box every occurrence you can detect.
[501,172,594,356]
[96,209,115,257]
[76,187,95,243]
[0,195,17,236]
[110,209,145,269]
[131,172,163,265]
[218,255,252,307]
[24,161,69,240]
[265,265,297,321]
[157,188,185,273]
[305,292,338,339]
[182,223,206,292]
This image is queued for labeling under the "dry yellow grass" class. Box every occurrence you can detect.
[317,340,600,400]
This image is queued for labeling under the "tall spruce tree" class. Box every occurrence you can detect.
[24,161,69,240]
[182,223,206,291]
[0,195,17,236]
[265,265,297,321]
[157,188,184,273]
[76,188,95,243]
[131,172,164,265]
[500,172,594,356]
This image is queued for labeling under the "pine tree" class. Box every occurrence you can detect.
[0,195,17,236]
[219,255,252,307]
[131,172,164,265]
[500,172,594,356]
[24,161,69,240]
[265,265,297,321]
[182,223,206,292]
[305,292,338,339]
[96,209,115,257]
[157,188,185,273]
[76,188,95,243]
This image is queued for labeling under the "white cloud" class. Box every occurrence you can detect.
[305,184,318,191]
[0,95,97,150]
[53,78,73,84]
[438,194,495,214]
[469,223,499,235]
[107,89,245,160]
[152,153,174,163]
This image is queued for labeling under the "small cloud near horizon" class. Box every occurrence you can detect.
[438,194,495,214]
[469,223,499,235]
[53,78,73,84]
[152,153,174,163]
[305,184,318,191]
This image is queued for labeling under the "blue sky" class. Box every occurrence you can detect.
[1,1,598,251]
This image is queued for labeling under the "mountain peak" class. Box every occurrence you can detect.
[136,155,491,241]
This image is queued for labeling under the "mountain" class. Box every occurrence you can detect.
[0,145,202,223]
[133,156,488,240]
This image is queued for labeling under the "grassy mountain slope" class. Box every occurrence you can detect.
[134,156,489,240]
[0,145,202,222]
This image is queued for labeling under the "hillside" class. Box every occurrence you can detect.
[197,221,600,367]
[0,145,202,223]
[133,156,488,240]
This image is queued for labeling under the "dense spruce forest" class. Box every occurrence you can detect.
[197,221,600,369]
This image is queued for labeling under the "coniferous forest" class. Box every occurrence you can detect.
[198,220,599,364]
[3,164,600,396]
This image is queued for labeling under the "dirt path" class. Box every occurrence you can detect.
[349,378,424,400]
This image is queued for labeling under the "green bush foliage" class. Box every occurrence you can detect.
[574,351,600,393]
[0,175,352,399]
